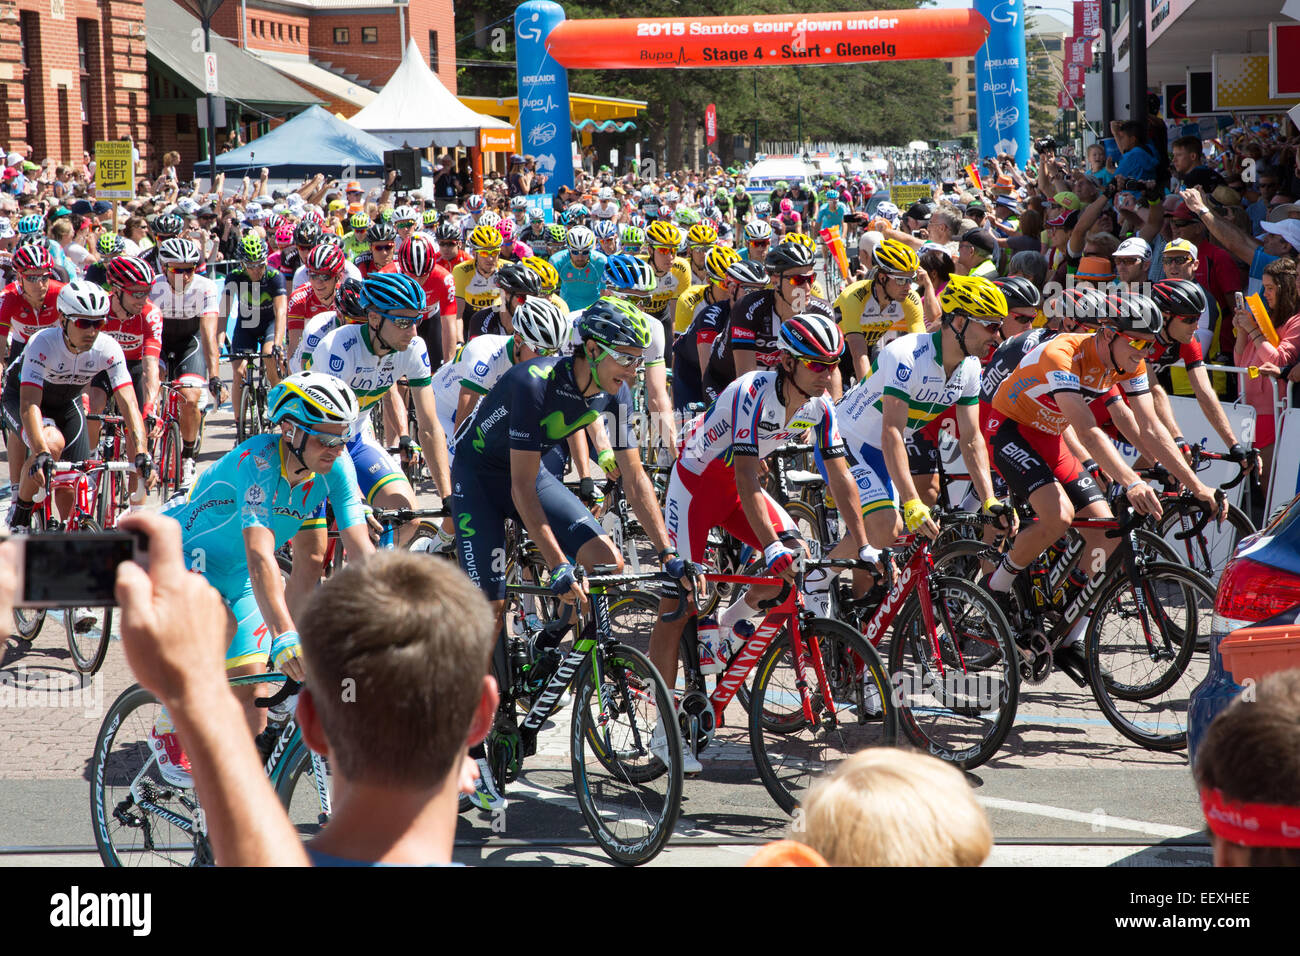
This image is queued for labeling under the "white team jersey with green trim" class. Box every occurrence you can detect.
[307,323,433,440]
[836,330,980,452]
[430,333,516,437]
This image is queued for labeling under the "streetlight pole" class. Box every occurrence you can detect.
[189,0,227,187]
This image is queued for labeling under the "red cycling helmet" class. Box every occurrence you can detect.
[306,243,346,278]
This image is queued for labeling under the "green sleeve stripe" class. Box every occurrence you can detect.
[408,376,433,388]
[957,396,978,406]
[882,386,911,402]
[459,379,489,395]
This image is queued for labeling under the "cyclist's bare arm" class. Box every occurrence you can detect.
[846,333,871,382]
[1123,391,1219,507]
[734,350,757,377]
[410,384,451,498]
[1149,383,1184,444]
[644,363,677,457]
[142,356,160,419]
[244,525,301,677]
[272,294,287,351]
[1057,391,1149,499]
[453,386,480,433]
[735,453,782,549]
[615,447,674,553]
[200,309,220,380]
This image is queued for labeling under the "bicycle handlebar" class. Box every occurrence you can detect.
[255,678,301,709]
[1171,491,1223,541]
[369,506,447,523]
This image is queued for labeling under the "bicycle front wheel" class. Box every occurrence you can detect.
[1157,501,1255,587]
[13,510,47,639]
[571,642,682,866]
[275,740,333,839]
[750,618,897,815]
[64,518,115,676]
[237,376,259,443]
[887,576,1020,769]
[159,421,183,500]
[1086,561,1213,751]
[90,684,208,867]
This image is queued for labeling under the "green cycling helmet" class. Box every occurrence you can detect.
[240,233,269,263]
[548,223,568,244]
[620,225,645,247]
[675,207,700,227]
[578,296,652,350]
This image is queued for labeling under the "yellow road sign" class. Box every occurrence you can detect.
[95,140,134,200]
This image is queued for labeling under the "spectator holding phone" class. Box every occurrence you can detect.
[1236,257,1299,480]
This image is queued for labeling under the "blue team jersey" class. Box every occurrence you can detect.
[166,432,367,580]
[549,249,608,312]
[452,354,632,474]
[816,205,847,231]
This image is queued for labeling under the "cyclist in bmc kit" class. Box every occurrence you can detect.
[6,281,152,530]
[222,234,288,433]
[452,298,691,806]
[149,237,221,490]
[154,372,373,788]
[395,233,457,367]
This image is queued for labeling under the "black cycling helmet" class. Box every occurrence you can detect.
[993,275,1042,311]
[366,220,397,243]
[152,214,184,238]
[435,221,460,243]
[725,259,771,287]
[335,276,367,320]
[1049,287,1110,327]
[293,219,323,247]
[1151,278,1208,318]
[495,261,543,297]
[764,239,815,274]
[1107,291,1164,338]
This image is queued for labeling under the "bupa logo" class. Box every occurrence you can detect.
[329,354,344,373]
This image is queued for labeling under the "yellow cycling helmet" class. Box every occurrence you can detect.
[872,238,919,276]
[704,244,741,284]
[348,211,371,232]
[646,220,682,248]
[687,222,719,247]
[784,231,816,254]
[468,223,503,253]
[939,274,1009,318]
[523,255,560,295]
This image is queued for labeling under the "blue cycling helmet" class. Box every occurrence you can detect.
[359,271,426,314]
[267,370,359,427]
[592,219,618,240]
[17,214,42,236]
[603,254,656,295]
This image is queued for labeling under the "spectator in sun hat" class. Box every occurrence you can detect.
[1072,255,1116,288]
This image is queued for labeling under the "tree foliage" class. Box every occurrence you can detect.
[454,0,954,162]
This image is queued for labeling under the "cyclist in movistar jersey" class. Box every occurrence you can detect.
[154,371,373,787]
[452,298,691,808]
[223,234,288,428]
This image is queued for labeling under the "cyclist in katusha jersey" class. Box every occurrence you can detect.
[307,272,451,549]
[814,275,1010,605]
[7,281,153,531]
[987,291,1221,679]
[287,244,345,364]
[738,218,773,264]
[397,233,457,368]
[152,372,372,788]
[671,246,749,411]
[1146,279,1252,467]
[465,261,543,342]
[550,226,608,312]
[650,314,875,767]
[451,298,692,808]
[452,223,502,344]
[353,220,399,278]
[290,276,366,374]
[88,255,162,461]
[835,239,928,382]
[685,221,718,287]
[150,237,221,491]
[642,220,692,350]
[223,234,288,434]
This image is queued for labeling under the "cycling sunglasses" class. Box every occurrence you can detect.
[599,344,644,368]
[784,274,815,288]
[308,270,338,281]
[19,271,52,281]
[295,422,347,447]
[651,245,676,255]
[1161,255,1192,266]
[1124,337,1156,353]
[371,243,395,252]
[167,266,196,274]
[798,357,838,373]
[65,315,106,329]
[374,309,418,329]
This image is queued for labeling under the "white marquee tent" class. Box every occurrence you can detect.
[350,39,515,149]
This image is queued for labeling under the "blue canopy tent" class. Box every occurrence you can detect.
[194,105,431,180]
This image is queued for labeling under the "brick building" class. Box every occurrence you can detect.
[0,0,150,168]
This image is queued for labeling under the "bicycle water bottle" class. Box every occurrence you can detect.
[728,619,756,659]
[698,616,724,675]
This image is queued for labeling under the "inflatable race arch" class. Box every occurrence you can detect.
[514,0,1031,189]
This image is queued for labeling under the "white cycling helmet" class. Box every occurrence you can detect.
[512,296,572,354]
[477,210,501,230]
[57,280,111,319]
[597,187,615,201]
[744,220,773,242]
[874,201,901,225]
[157,236,202,265]
[567,225,596,254]
[510,196,529,211]
[592,219,618,240]
[393,204,419,224]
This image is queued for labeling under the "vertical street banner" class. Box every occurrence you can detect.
[973,0,1030,161]
[1074,0,1101,38]
[705,103,718,145]
[515,1,575,191]
[94,140,134,199]
[1066,35,1093,70]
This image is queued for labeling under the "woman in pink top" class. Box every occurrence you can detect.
[1236,256,1299,481]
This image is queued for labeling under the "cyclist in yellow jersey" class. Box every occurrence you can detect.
[452,224,503,343]
[673,283,709,337]
[685,221,718,287]
[642,221,692,324]
[834,239,928,382]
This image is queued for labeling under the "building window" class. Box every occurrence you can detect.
[362,26,378,44]
[946,61,953,74]
[967,76,975,91]
[968,95,976,110]
[334,27,349,44]
[1043,37,1062,51]
[428,31,439,72]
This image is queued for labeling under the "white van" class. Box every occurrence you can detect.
[746,157,819,199]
